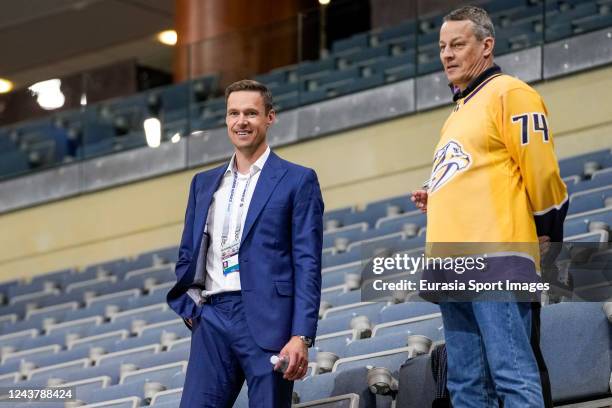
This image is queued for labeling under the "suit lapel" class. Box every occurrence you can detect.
[241,152,287,244]
[193,164,226,243]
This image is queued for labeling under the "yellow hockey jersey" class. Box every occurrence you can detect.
[425,68,568,253]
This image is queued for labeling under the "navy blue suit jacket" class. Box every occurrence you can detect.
[167,151,324,351]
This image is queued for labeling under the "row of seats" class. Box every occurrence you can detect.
[1,301,607,407]
[2,0,612,180]
[0,148,610,406]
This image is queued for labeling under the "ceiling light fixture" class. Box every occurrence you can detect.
[0,78,13,93]
[157,30,178,46]
[28,79,65,110]
[144,117,162,148]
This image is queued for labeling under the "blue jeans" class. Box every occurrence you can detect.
[439,301,544,408]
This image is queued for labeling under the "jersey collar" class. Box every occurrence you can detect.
[450,64,502,102]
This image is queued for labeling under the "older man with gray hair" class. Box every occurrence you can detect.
[412,5,567,408]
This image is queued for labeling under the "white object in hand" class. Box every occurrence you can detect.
[270,355,289,373]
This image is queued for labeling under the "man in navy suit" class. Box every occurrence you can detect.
[167,79,324,407]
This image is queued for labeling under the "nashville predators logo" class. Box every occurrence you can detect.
[428,140,471,194]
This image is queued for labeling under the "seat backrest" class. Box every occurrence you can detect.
[541,302,612,403]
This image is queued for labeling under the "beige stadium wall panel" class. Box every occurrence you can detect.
[0,65,611,280]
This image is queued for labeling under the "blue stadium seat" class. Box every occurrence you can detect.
[85,332,158,354]
[27,358,90,384]
[344,330,412,358]
[85,289,142,312]
[564,207,612,237]
[191,76,219,106]
[375,210,427,232]
[378,302,441,323]
[294,367,381,407]
[299,89,329,105]
[31,291,84,310]
[2,344,62,366]
[97,344,162,367]
[573,12,612,34]
[323,206,355,228]
[20,347,91,371]
[7,280,51,298]
[323,303,384,323]
[317,314,354,336]
[327,289,363,307]
[110,304,175,327]
[42,365,118,387]
[313,67,360,91]
[0,329,40,350]
[322,250,362,269]
[322,262,362,289]
[46,315,104,339]
[395,354,437,407]
[73,380,143,405]
[566,230,609,243]
[127,290,169,309]
[333,73,386,96]
[120,361,187,385]
[541,302,612,404]
[26,301,79,322]
[373,315,444,340]
[375,55,417,83]
[0,360,22,376]
[333,346,410,375]
[376,20,417,43]
[150,387,183,406]
[571,168,612,194]
[124,265,175,286]
[339,195,418,228]
[321,287,345,305]
[297,58,337,80]
[29,268,74,288]
[337,45,390,68]
[332,33,371,54]
[67,329,129,352]
[569,185,612,214]
[254,66,296,87]
[0,150,30,178]
[558,149,611,178]
[19,332,67,352]
[138,319,189,343]
[323,223,368,249]
[311,334,352,359]
[275,93,301,111]
[148,82,189,116]
[134,247,177,269]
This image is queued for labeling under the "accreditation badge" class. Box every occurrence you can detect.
[221,241,240,276]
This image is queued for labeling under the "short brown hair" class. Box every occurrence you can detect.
[443,6,495,40]
[225,79,274,113]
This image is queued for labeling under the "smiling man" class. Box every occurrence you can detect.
[412,6,567,408]
[167,80,324,407]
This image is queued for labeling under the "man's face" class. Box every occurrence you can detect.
[226,90,275,152]
[439,20,493,90]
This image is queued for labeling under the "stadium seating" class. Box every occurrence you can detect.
[2,0,612,179]
[0,0,611,403]
[0,172,610,406]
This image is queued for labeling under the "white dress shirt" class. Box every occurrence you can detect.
[203,146,270,294]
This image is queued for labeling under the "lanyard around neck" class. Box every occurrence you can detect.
[221,168,255,246]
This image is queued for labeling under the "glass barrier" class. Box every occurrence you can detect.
[1,0,611,182]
